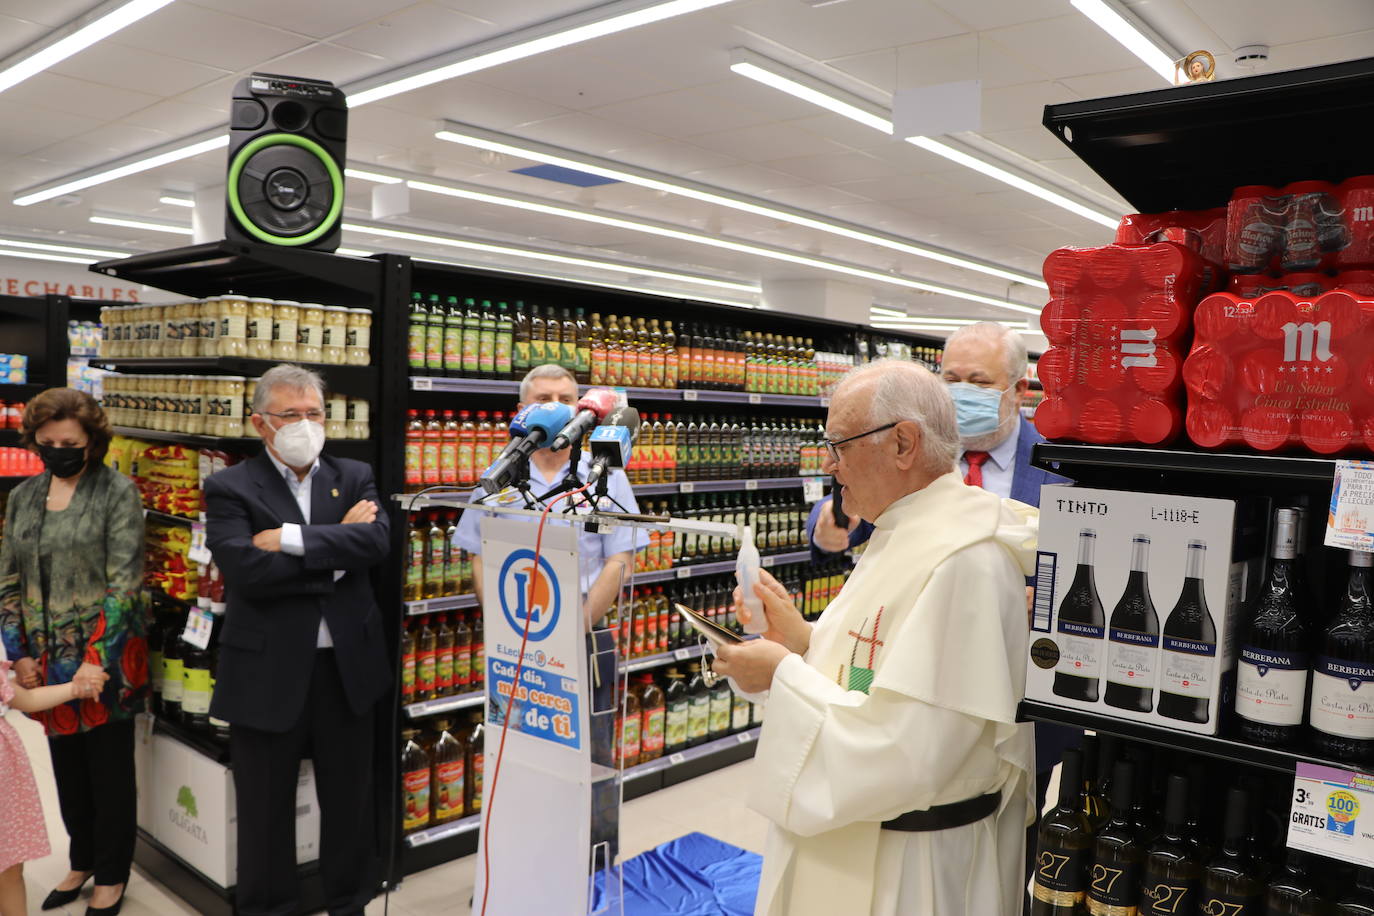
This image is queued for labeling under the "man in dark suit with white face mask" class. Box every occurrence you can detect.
[205,363,391,916]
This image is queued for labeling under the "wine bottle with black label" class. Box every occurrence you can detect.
[1265,850,1324,915]
[1087,759,1141,916]
[1200,788,1264,914]
[1055,528,1106,703]
[1337,867,1374,915]
[1105,535,1159,713]
[1032,747,1093,915]
[1139,774,1199,916]
[1158,540,1217,723]
[1235,508,1311,747]
[1310,549,1374,764]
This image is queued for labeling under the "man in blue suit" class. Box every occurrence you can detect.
[806,322,1073,905]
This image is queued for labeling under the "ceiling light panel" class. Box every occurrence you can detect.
[90,214,193,235]
[14,131,227,206]
[0,0,177,97]
[1070,0,1179,84]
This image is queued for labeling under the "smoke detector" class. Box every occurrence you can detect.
[1233,44,1270,70]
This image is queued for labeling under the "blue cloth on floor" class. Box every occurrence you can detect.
[592,832,761,915]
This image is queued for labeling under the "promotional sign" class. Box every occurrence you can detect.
[1326,459,1374,551]
[1027,485,1266,736]
[1288,762,1374,869]
[474,513,597,916]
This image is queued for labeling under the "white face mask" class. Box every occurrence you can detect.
[270,417,326,467]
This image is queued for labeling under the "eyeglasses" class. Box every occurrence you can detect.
[261,409,325,423]
[822,422,897,462]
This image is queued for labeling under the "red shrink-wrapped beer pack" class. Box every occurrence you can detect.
[1116,207,1227,272]
[1184,289,1374,454]
[1036,242,1211,445]
[1224,177,1374,275]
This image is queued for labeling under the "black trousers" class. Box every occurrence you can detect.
[230,650,376,916]
[48,718,137,887]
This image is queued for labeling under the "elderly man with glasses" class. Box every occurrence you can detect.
[713,357,1038,916]
[204,364,391,916]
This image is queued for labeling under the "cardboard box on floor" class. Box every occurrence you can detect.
[135,720,319,888]
[1026,484,1267,736]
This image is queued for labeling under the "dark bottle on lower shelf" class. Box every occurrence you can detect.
[1104,535,1159,714]
[1031,747,1092,915]
[1086,759,1142,916]
[1310,549,1374,764]
[1200,788,1264,915]
[1338,868,1374,915]
[1235,508,1311,748]
[1157,539,1217,724]
[1139,774,1199,916]
[1265,850,1324,915]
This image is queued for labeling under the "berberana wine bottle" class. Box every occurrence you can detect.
[1087,759,1142,916]
[1158,539,1217,723]
[1310,549,1374,764]
[1139,774,1199,916]
[1105,535,1160,713]
[1031,748,1093,915]
[1200,788,1264,914]
[1235,508,1311,747]
[1055,528,1106,703]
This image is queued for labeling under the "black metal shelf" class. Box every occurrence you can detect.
[1032,442,1338,483]
[411,375,829,408]
[91,241,383,305]
[635,476,828,496]
[633,549,811,585]
[110,425,376,460]
[144,508,196,527]
[0,429,19,446]
[154,716,231,765]
[0,382,41,399]
[1019,700,1352,777]
[404,593,478,616]
[1043,55,1374,213]
[0,475,33,491]
[94,357,377,399]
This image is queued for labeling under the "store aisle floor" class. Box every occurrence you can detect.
[10,707,770,915]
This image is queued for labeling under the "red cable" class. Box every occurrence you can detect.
[480,482,593,916]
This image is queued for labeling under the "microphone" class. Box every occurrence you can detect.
[585,406,641,487]
[549,388,617,452]
[478,401,575,494]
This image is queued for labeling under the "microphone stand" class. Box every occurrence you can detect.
[538,439,593,510]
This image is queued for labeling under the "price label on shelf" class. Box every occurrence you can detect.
[745,480,758,491]
[188,522,212,566]
[761,555,776,568]
[679,482,695,494]
[676,567,692,579]
[748,394,762,405]
[673,648,691,661]
[669,753,687,766]
[682,390,699,401]
[181,606,214,651]
[737,732,753,744]
[1287,762,1374,868]
[1326,460,1374,552]
[412,377,433,391]
[820,397,831,408]
[802,477,825,503]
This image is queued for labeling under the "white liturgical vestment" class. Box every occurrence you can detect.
[746,471,1038,916]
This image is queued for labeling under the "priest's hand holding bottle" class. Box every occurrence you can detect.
[714,569,812,693]
[733,568,812,655]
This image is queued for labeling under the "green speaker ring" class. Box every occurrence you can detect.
[227,132,343,246]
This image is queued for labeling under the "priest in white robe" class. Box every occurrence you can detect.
[713,358,1038,916]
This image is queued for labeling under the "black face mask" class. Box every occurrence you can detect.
[38,444,87,479]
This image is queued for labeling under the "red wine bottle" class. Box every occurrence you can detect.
[1105,535,1159,713]
[1054,528,1106,703]
[1310,549,1374,764]
[1265,850,1325,914]
[1158,539,1217,723]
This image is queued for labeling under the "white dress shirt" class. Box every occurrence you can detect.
[957,418,1020,500]
[266,450,344,648]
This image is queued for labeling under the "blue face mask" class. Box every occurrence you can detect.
[947,382,1009,437]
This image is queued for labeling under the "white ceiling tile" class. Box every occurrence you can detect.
[1058,66,1166,98]
[118,98,228,135]
[331,2,491,62]
[25,137,131,168]
[595,141,742,176]
[764,184,875,210]
[978,127,1073,163]
[0,14,50,60]
[689,122,848,162]
[0,0,103,29]
[728,0,965,62]
[984,14,1145,81]
[516,113,666,154]
[257,42,388,87]
[168,76,240,114]
[928,0,1073,31]
[764,150,907,184]
[978,80,1081,133]
[49,43,229,98]
[429,0,586,30]
[113,5,312,71]
[3,72,162,121]
[190,0,413,41]
[1264,30,1374,73]
[368,78,572,129]
[774,114,891,152]
[1179,0,1374,48]
[587,85,774,140]
[682,163,810,195]
[75,123,178,157]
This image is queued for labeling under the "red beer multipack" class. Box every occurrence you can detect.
[1035,242,1211,445]
[1183,289,1374,454]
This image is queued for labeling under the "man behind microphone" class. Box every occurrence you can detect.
[453,363,644,627]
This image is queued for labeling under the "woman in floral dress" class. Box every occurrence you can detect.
[0,388,147,915]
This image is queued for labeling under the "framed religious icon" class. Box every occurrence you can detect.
[1177,49,1216,83]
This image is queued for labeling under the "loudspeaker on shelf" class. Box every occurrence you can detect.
[225,72,347,251]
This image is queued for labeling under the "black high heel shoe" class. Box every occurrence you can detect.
[85,885,126,915]
[40,873,91,910]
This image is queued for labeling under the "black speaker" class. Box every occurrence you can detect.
[226,73,347,251]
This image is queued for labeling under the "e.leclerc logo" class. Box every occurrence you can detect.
[498,549,561,642]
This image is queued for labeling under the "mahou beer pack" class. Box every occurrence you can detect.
[1027,484,1266,736]
[1035,243,1210,445]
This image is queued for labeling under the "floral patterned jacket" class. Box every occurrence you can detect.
[0,463,148,735]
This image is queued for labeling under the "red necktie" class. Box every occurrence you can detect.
[963,451,990,488]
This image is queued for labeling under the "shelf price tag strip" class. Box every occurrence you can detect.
[1288,762,1374,868]
[1326,459,1374,552]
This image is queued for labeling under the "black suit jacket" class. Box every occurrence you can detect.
[205,452,391,733]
